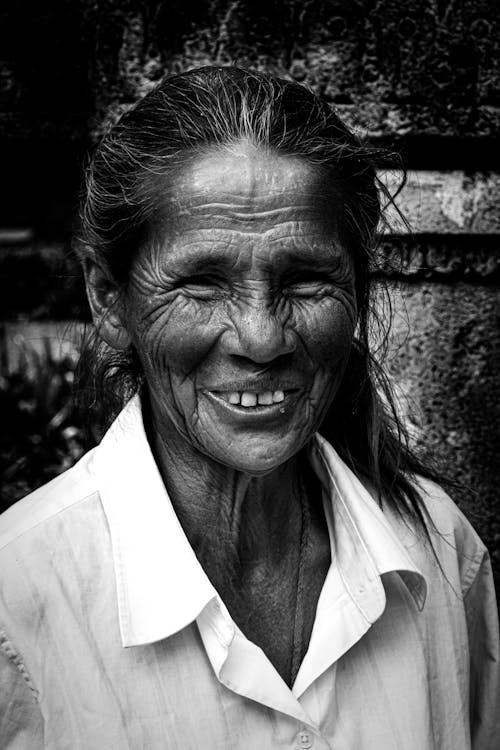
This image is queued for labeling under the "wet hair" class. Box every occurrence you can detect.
[75,65,443,530]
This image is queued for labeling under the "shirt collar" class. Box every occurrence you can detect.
[93,396,426,648]
[93,395,217,647]
[309,433,427,614]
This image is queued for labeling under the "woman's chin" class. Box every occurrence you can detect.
[198,433,305,476]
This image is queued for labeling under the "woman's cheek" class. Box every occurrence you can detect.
[292,296,356,365]
[136,296,223,379]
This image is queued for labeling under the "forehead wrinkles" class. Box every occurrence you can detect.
[163,143,339,227]
[167,207,337,237]
[167,224,337,254]
[174,200,326,221]
[166,176,337,228]
[150,145,345,267]
[163,186,340,242]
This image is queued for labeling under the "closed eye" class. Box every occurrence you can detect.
[285,271,336,295]
[180,274,223,286]
[173,273,228,299]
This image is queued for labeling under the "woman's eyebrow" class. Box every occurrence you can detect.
[161,233,347,272]
[164,249,236,275]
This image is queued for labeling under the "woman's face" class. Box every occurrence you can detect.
[123,142,357,474]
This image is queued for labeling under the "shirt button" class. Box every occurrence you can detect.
[297,729,313,748]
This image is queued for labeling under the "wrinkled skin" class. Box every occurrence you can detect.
[88,141,358,685]
[125,144,357,475]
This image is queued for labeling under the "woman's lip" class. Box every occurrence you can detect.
[207,385,301,393]
[205,389,300,419]
[210,387,297,400]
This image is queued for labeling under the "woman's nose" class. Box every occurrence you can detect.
[223,301,295,364]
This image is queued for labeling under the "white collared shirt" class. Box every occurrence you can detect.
[0,396,498,749]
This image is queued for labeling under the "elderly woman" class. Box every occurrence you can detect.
[0,67,498,749]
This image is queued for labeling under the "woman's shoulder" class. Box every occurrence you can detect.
[0,447,100,556]
[413,475,484,543]
[408,475,490,595]
[0,447,120,668]
[0,447,116,636]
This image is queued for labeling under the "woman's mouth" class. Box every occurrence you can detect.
[205,388,299,418]
[216,389,285,407]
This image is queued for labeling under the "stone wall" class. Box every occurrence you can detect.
[1,1,499,585]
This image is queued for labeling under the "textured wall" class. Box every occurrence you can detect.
[388,282,500,569]
[1,1,499,582]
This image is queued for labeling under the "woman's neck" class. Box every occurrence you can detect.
[145,404,331,687]
[147,407,305,572]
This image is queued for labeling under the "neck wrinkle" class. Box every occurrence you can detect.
[145,403,304,580]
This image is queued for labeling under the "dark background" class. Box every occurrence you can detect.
[1,1,499,593]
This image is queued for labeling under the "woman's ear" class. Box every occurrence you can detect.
[83,260,132,351]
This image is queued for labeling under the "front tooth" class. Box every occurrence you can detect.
[272,390,285,403]
[258,392,274,405]
[228,392,240,404]
[241,392,257,407]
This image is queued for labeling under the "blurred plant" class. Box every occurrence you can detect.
[0,339,96,512]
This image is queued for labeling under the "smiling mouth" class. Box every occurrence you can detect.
[208,388,297,409]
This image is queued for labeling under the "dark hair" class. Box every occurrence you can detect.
[75,65,442,530]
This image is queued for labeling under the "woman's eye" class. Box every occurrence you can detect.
[184,275,221,287]
[175,274,227,298]
[286,273,333,295]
